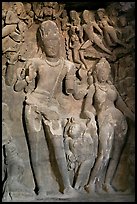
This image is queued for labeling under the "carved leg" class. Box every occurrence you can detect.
[104,136,127,193]
[109,30,125,47]
[104,30,114,47]
[25,105,48,198]
[74,159,94,192]
[43,120,79,197]
[86,123,114,193]
[93,33,112,54]
[79,50,89,69]
[85,153,105,194]
[2,24,17,38]
[52,136,73,189]
[73,49,82,64]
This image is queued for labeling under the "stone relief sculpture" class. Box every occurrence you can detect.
[81,10,112,56]
[75,10,113,71]
[96,8,125,47]
[2,2,135,202]
[86,58,135,193]
[68,10,109,71]
[2,3,23,41]
[14,20,82,199]
[69,10,83,44]
[2,102,34,201]
[118,15,135,44]
[59,9,70,58]
[81,73,98,156]
[64,118,96,192]
[68,10,82,65]
[2,2,30,86]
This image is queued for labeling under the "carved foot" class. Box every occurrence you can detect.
[75,187,88,195]
[84,184,97,195]
[59,186,80,199]
[36,189,48,200]
[102,183,116,194]
[36,190,64,200]
[5,188,35,202]
[8,181,35,200]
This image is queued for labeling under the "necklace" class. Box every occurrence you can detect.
[49,58,64,100]
[96,82,108,92]
[45,57,63,67]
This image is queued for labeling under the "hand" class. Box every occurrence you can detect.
[17,67,25,80]
[24,59,37,70]
[25,60,37,83]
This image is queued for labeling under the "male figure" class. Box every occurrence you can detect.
[14,20,78,198]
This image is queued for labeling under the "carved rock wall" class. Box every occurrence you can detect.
[2,2,135,202]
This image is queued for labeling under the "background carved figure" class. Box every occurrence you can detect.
[64,118,96,192]
[2,103,34,202]
[81,10,112,56]
[96,8,125,47]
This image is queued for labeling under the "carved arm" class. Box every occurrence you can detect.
[65,63,76,95]
[14,59,38,92]
[14,65,27,92]
[93,21,103,36]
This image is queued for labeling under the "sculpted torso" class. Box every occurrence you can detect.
[27,58,66,95]
[95,83,117,110]
[95,82,126,130]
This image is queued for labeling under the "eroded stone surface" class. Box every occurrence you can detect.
[2,2,135,202]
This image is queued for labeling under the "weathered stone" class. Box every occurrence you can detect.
[2,2,135,202]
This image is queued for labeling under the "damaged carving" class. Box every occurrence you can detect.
[2,2,135,202]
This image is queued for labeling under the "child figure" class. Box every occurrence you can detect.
[64,118,96,192]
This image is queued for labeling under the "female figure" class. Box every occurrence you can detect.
[68,10,85,66]
[86,58,134,193]
[69,27,82,66]
[69,10,83,44]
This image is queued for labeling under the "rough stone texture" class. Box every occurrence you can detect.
[2,2,135,202]
[8,194,135,202]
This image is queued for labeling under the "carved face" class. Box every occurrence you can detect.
[39,21,61,58]
[62,10,67,18]
[69,124,81,138]
[96,58,111,83]
[14,2,24,15]
[83,10,95,23]
[96,66,110,83]
[97,9,105,20]
[43,36,60,58]
[83,10,90,23]
[70,10,77,20]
